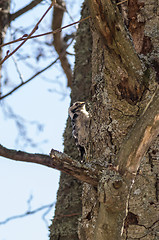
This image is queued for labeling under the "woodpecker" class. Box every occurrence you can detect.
[68,101,89,160]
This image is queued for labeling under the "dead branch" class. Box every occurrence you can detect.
[52,0,72,87]
[9,0,43,22]
[0,1,56,66]
[0,144,99,186]
[117,88,159,176]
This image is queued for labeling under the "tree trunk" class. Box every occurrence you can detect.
[0,0,10,94]
[49,2,92,239]
[50,0,159,239]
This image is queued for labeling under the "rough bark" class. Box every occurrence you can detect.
[49,2,92,239]
[0,0,158,239]
[50,0,159,239]
[83,0,159,240]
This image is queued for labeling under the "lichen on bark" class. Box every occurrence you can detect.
[50,0,159,239]
[49,1,92,239]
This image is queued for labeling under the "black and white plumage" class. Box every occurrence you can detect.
[68,101,89,160]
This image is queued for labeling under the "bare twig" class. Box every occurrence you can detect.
[1,102,45,149]
[0,16,91,48]
[0,28,76,101]
[0,1,56,66]
[11,50,24,83]
[0,201,55,225]
[9,0,44,22]
[0,57,59,100]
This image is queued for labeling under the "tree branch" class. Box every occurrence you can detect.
[88,0,145,104]
[0,1,55,66]
[0,144,99,186]
[0,201,55,225]
[0,57,59,100]
[0,16,90,48]
[9,0,43,22]
[117,87,159,176]
[52,0,72,87]
[0,17,90,100]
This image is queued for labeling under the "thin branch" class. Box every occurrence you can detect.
[0,1,56,66]
[0,17,87,101]
[9,0,44,22]
[118,87,159,176]
[0,16,91,48]
[0,201,55,225]
[0,27,76,101]
[0,145,99,186]
[0,57,59,100]
[11,51,24,83]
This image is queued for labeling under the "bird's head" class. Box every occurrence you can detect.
[68,101,86,118]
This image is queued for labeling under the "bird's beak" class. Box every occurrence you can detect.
[80,102,85,107]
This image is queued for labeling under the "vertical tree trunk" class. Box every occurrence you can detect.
[49,1,92,239]
[50,0,159,239]
[0,0,10,94]
[84,0,159,239]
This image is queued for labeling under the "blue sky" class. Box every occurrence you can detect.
[0,0,83,239]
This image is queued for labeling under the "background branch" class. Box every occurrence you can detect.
[0,1,55,65]
[52,0,72,87]
[0,16,90,48]
[0,57,59,100]
[0,200,55,226]
[9,0,43,22]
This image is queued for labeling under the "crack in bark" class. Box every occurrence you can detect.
[155,174,159,202]
[128,219,159,239]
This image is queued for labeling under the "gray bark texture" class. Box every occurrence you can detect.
[50,0,159,239]
[49,2,92,239]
